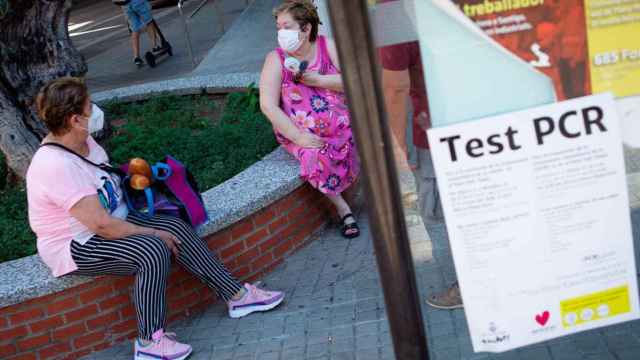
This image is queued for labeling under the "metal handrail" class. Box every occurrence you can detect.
[189,0,208,18]
[177,0,196,67]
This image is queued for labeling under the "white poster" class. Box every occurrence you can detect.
[427,93,640,352]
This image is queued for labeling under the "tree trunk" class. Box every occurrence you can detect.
[0,0,86,179]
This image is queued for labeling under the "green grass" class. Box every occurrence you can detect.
[0,152,6,191]
[0,187,34,263]
[0,89,278,263]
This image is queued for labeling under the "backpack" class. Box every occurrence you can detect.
[40,143,209,229]
[121,155,209,228]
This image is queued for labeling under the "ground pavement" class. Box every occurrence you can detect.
[72,0,249,92]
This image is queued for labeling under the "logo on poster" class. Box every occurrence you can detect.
[532,310,557,334]
[481,322,511,345]
[535,311,550,326]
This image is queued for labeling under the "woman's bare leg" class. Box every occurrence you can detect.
[325,193,358,236]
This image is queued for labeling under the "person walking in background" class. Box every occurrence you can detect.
[120,0,161,66]
[379,37,460,310]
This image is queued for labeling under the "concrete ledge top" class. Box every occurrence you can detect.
[91,72,261,104]
[198,147,303,237]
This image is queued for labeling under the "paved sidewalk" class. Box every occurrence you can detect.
[78,0,248,92]
[83,216,396,360]
[192,0,279,76]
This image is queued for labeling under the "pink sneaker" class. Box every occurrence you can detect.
[227,283,285,318]
[134,329,192,360]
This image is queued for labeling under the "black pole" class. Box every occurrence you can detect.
[326,1,430,359]
[150,19,167,44]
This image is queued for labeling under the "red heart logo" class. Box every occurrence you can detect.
[535,311,550,326]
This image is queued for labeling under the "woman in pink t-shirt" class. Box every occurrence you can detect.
[26,77,285,360]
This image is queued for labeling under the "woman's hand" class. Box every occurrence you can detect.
[300,71,325,88]
[294,131,325,148]
[301,71,343,92]
[70,196,183,255]
[152,229,181,257]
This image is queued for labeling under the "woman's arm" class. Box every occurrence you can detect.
[300,72,343,92]
[70,195,180,255]
[260,51,324,148]
[300,39,343,92]
[326,38,341,72]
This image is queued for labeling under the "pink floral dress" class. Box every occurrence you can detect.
[275,36,359,195]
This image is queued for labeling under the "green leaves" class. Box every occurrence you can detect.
[0,151,6,191]
[0,187,35,263]
[103,92,277,190]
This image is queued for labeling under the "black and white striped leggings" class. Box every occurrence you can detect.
[70,213,243,340]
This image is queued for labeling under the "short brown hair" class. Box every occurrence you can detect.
[273,0,321,42]
[35,77,89,136]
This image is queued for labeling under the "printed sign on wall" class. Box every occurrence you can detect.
[452,0,640,99]
[585,0,640,97]
[427,93,640,352]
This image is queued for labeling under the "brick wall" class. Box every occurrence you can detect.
[0,184,333,360]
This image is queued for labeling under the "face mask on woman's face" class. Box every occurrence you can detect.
[278,28,304,53]
[77,104,105,135]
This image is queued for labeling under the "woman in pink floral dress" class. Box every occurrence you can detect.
[260,0,360,238]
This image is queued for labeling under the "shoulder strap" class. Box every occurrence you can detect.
[316,36,331,75]
[275,47,286,62]
[39,142,126,177]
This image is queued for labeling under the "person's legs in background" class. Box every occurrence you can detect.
[126,1,146,65]
[413,148,463,310]
[413,149,443,225]
[126,0,157,65]
[130,31,143,65]
[134,0,162,51]
[145,21,161,51]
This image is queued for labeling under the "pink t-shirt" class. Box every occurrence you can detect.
[26,137,127,277]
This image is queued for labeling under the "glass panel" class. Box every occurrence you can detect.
[365,0,640,358]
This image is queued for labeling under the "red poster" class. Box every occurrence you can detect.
[453,0,591,100]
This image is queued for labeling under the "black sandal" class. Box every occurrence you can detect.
[341,213,360,239]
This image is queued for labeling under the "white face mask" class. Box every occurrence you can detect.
[78,103,105,134]
[278,29,303,53]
